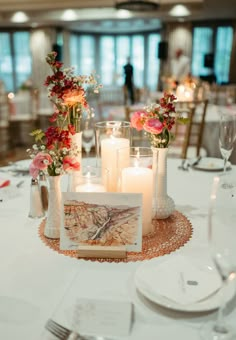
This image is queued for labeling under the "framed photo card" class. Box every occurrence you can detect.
[60,192,142,252]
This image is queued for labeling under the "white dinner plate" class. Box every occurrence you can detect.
[192,157,231,172]
[134,259,235,313]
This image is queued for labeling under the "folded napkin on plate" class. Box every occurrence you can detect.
[136,255,222,305]
[0,178,10,188]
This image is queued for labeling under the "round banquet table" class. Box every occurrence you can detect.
[0,158,236,340]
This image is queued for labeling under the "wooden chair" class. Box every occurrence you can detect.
[169,99,208,159]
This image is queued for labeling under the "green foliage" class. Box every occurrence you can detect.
[29,129,45,142]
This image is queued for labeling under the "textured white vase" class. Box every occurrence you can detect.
[152,147,175,219]
[68,132,82,192]
[44,175,61,239]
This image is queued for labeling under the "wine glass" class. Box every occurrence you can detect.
[202,172,236,339]
[219,108,236,176]
[82,112,95,162]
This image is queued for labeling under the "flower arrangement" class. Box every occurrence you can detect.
[44,51,101,132]
[27,51,101,178]
[130,92,178,148]
[28,126,80,178]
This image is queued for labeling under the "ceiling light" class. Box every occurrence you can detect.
[11,11,29,23]
[115,0,159,12]
[116,9,132,18]
[61,9,77,21]
[169,4,190,17]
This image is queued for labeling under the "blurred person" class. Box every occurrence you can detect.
[123,57,135,105]
[170,48,190,85]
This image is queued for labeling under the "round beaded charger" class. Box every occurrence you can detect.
[38,210,193,263]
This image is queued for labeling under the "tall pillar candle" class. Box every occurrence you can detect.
[121,166,153,235]
[101,137,130,192]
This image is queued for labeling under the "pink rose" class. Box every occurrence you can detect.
[63,156,80,172]
[143,118,163,134]
[32,152,53,170]
[29,163,39,179]
[130,111,147,131]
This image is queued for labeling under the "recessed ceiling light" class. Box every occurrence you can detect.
[61,9,77,21]
[169,4,190,17]
[116,9,132,18]
[11,11,29,23]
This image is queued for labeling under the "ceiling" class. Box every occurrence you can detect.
[0,0,235,33]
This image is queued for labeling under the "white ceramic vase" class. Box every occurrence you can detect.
[152,147,175,219]
[44,175,61,239]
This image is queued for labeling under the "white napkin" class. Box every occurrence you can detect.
[136,255,222,305]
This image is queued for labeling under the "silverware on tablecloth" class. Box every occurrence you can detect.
[16,180,24,188]
[45,319,72,339]
[178,159,189,171]
[45,318,109,339]
[45,319,91,340]
[191,156,202,167]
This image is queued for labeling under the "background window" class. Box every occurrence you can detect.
[0,32,13,92]
[191,27,213,78]
[100,36,115,85]
[147,34,161,91]
[0,31,31,92]
[13,32,32,91]
[192,25,233,84]
[70,32,161,91]
[215,26,233,84]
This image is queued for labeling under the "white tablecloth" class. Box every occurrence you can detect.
[0,159,236,340]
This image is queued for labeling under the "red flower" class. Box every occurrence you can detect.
[63,156,80,172]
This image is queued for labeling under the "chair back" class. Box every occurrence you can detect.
[169,99,208,159]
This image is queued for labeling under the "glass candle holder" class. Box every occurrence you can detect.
[76,165,108,192]
[117,146,154,236]
[95,121,131,192]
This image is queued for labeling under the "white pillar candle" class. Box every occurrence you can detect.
[101,137,130,192]
[121,166,153,236]
[76,182,106,192]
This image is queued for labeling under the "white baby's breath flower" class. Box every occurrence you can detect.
[33,144,38,150]
[41,145,46,150]
[55,168,61,174]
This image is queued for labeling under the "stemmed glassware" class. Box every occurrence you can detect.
[82,111,95,162]
[219,108,236,176]
[202,172,236,339]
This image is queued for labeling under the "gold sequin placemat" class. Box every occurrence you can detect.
[38,210,192,263]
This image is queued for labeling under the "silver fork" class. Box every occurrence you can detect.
[45,319,88,340]
[45,319,72,339]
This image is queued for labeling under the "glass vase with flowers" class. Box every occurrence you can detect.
[27,51,102,238]
[44,51,101,190]
[27,126,81,239]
